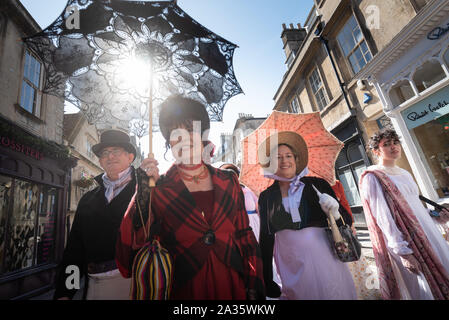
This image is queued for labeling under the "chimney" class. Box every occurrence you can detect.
[280,22,307,62]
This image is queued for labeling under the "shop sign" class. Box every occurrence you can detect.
[402,85,449,129]
[0,135,44,160]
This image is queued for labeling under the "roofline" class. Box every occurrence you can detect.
[4,0,42,36]
[273,19,320,106]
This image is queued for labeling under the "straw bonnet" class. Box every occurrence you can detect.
[258,131,308,175]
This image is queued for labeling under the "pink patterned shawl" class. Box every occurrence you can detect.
[359,169,449,300]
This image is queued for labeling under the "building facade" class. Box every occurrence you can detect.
[211,114,266,169]
[63,113,102,234]
[0,0,76,299]
[231,114,266,168]
[273,0,434,225]
[358,0,449,205]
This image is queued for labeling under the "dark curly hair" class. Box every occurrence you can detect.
[367,128,400,151]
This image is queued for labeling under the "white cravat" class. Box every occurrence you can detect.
[102,167,132,203]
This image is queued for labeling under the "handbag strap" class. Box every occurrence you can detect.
[136,178,153,241]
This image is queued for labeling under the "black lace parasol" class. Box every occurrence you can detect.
[24,0,243,140]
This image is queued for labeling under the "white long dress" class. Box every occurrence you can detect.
[361,165,449,300]
[271,199,357,300]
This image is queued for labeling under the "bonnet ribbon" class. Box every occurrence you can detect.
[264,167,309,223]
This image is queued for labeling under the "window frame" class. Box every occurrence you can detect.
[289,95,301,113]
[18,49,43,118]
[307,66,329,111]
[86,137,95,159]
[336,15,373,75]
[286,52,296,70]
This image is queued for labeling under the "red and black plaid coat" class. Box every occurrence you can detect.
[116,164,265,299]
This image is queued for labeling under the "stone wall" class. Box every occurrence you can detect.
[0,1,64,144]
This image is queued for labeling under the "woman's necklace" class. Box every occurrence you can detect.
[178,165,209,184]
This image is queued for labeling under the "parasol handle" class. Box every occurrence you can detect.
[312,185,343,242]
[148,60,155,188]
[147,154,156,187]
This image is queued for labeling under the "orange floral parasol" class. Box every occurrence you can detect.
[240,111,344,196]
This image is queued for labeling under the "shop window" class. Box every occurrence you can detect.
[0,176,13,273]
[0,176,58,275]
[412,60,446,93]
[389,80,415,106]
[308,67,329,111]
[337,15,372,74]
[411,118,449,198]
[19,50,42,117]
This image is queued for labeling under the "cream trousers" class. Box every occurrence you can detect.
[86,269,131,300]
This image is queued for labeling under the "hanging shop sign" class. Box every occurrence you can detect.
[0,135,44,160]
[402,85,449,129]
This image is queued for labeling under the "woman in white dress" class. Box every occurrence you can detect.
[360,128,449,300]
[219,163,261,241]
[258,131,356,300]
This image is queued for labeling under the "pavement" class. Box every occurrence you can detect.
[357,228,375,259]
[29,279,84,300]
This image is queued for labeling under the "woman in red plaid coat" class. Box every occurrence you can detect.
[115,96,265,300]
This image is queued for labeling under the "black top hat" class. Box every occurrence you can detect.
[92,130,136,159]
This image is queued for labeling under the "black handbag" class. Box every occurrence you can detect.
[311,184,361,263]
[325,213,362,263]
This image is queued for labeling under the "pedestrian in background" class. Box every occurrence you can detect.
[219,163,260,242]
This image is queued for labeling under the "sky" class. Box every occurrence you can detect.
[20,0,314,172]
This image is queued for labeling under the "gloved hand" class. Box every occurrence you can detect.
[312,185,341,220]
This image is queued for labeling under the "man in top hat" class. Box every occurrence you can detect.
[54,129,145,300]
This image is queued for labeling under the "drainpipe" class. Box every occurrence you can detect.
[318,34,352,114]
[316,25,369,164]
